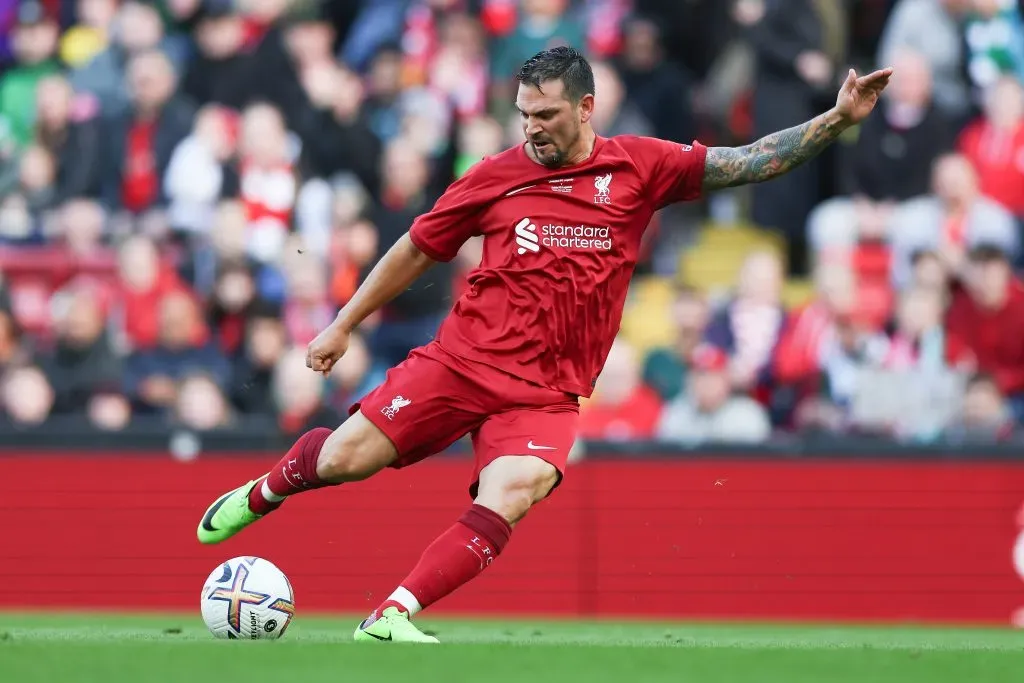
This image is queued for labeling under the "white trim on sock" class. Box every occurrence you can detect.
[388,586,423,616]
[261,479,286,503]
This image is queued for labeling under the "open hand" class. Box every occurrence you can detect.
[835,68,893,125]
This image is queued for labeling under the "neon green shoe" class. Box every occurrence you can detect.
[354,607,439,643]
[196,479,262,544]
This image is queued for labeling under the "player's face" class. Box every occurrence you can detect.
[516,79,593,168]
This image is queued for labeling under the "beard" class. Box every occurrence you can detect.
[534,143,566,168]
[531,122,580,168]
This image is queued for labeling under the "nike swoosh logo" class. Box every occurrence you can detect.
[362,627,392,641]
[505,184,538,196]
[200,491,234,532]
[527,441,557,451]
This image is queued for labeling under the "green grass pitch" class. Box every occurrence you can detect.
[2,612,1023,683]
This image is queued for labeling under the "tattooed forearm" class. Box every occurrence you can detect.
[702,109,847,191]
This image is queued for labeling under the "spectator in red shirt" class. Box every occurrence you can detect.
[945,245,1024,417]
[103,48,194,214]
[115,234,188,350]
[123,289,229,413]
[774,265,859,387]
[957,76,1024,219]
[578,337,662,441]
[238,102,298,264]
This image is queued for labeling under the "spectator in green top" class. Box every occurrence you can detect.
[0,1,61,149]
[489,0,584,105]
[642,285,710,402]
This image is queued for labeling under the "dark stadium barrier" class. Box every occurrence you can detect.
[3,453,1024,624]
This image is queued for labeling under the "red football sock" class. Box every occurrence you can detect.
[373,504,512,619]
[248,427,333,515]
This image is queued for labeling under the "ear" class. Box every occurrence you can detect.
[578,93,595,123]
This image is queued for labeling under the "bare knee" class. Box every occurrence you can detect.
[315,412,397,483]
[474,456,560,526]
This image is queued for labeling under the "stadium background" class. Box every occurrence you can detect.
[1,0,1024,627]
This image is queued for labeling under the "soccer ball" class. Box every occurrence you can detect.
[200,556,295,640]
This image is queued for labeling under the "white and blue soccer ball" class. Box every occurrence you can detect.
[200,556,295,640]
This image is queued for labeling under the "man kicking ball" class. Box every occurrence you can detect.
[197,46,891,643]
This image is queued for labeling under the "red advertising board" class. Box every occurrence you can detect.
[2,455,1023,624]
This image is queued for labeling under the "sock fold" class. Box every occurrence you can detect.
[248,427,333,515]
[375,504,513,617]
[460,504,512,553]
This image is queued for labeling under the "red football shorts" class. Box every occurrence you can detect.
[349,342,580,497]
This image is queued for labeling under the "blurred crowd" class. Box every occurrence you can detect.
[0,0,1022,447]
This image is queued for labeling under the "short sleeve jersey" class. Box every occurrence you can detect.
[409,135,708,397]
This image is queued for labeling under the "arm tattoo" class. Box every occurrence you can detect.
[702,110,846,191]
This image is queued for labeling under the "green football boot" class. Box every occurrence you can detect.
[354,606,440,643]
[196,479,263,544]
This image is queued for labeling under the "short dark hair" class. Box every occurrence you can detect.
[966,371,1000,394]
[515,46,595,104]
[968,243,1009,264]
[910,248,939,266]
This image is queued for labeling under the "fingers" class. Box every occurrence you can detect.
[858,67,893,81]
[307,352,339,378]
[306,349,334,375]
[857,68,893,89]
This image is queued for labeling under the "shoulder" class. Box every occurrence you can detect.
[726,396,766,413]
[659,395,696,422]
[968,200,1017,237]
[892,0,931,20]
[720,397,770,424]
[1011,279,1024,304]
[955,118,982,143]
[893,196,940,224]
[970,196,1011,218]
[606,134,708,179]
[610,134,704,158]
[164,97,197,124]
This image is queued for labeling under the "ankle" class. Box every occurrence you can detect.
[247,479,284,516]
[379,599,409,615]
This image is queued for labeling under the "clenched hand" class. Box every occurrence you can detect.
[306,323,350,376]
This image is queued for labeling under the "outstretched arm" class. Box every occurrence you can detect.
[702,68,893,192]
[306,233,435,374]
[702,110,846,190]
[333,233,435,333]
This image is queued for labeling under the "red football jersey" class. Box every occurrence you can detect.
[409,135,708,397]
